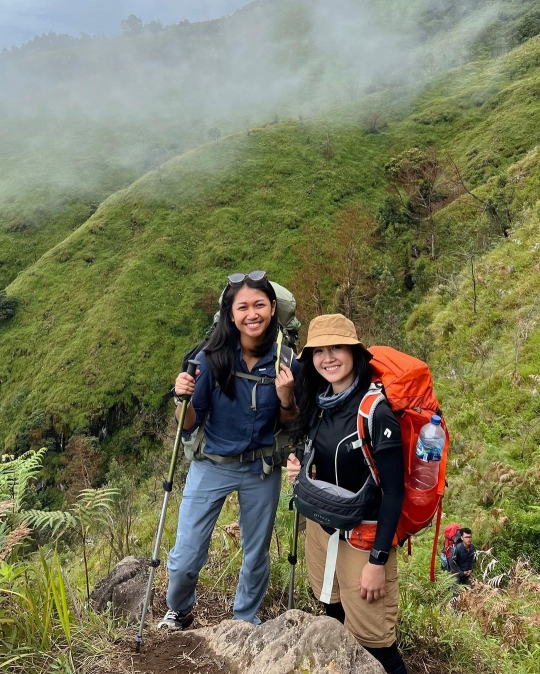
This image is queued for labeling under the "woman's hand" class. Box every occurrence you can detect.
[174,369,200,427]
[286,453,301,484]
[174,370,200,398]
[275,363,295,409]
[360,562,386,604]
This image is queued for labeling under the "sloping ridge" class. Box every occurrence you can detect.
[0,117,381,446]
[2,36,540,448]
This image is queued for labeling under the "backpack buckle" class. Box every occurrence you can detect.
[239,449,256,463]
[257,376,276,385]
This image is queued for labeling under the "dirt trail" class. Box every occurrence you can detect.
[103,591,442,674]
[124,590,236,673]
[132,631,229,674]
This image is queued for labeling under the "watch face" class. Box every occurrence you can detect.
[372,549,389,562]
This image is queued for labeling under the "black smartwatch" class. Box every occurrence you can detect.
[369,549,389,565]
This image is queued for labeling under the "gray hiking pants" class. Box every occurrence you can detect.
[166,457,282,624]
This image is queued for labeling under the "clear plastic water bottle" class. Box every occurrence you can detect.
[410,415,445,490]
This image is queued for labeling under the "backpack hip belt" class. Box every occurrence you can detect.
[200,444,278,475]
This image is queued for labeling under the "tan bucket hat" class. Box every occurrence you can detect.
[298,314,371,361]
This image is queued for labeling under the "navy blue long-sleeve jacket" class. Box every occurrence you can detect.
[185,342,301,457]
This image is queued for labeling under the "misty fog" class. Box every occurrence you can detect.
[0,0,504,207]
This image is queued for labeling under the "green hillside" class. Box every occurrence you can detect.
[3,33,540,457]
[406,145,540,565]
[393,153,540,671]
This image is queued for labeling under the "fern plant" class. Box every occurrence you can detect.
[24,488,119,601]
[0,448,118,600]
[0,448,46,509]
[0,448,47,561]
[0,448,121,669]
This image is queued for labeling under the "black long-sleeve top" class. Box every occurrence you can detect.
[311,388,405,557]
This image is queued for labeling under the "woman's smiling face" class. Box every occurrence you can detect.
[231,285,275,343]
[312,344,354,393]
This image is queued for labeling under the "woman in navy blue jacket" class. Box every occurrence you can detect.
[159,271,300,629]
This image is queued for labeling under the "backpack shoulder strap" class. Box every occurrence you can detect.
[275,330,294,368]
[186,335,292,440]
[233,336,294,411]
[358,382,386,439]
[276,329,284,367]
[357,383,386,486]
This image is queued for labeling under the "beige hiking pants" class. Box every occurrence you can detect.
[305,518,399,648]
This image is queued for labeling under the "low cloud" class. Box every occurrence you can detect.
[0,0,504,205]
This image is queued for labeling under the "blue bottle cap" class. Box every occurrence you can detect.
[431,414,442,425]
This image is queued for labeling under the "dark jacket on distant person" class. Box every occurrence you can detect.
[450,542,476,577]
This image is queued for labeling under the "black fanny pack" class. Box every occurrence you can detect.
[292,437,377,531]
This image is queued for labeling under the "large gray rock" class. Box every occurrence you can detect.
[193,609,385,674]
[90,555,151,624]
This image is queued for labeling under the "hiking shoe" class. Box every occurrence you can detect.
[157,609,194,630]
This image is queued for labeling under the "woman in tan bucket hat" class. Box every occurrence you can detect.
[287,314,407,674]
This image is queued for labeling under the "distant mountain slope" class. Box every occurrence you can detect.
[0,120,391,448]
[2,34,540,456]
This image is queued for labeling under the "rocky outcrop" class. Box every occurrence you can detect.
[194,609,384,674]
[90,555,150,624]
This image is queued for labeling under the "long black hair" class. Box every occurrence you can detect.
[203,278,278,399]
[290,344,372,443]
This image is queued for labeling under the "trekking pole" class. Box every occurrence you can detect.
[287,446,304,610]
[135,359,199,652]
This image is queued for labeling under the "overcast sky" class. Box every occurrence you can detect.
[0,0,250,49]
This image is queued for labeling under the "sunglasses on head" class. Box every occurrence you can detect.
[227,270,267,287]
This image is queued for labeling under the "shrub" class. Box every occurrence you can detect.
[0,290,18,324]
[491,509,540,571]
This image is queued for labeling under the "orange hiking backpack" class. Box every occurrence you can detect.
[354,346,450,581]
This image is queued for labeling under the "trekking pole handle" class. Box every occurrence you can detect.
[186,359,199,378]
[179,359,200,401]
[295,445,304,463]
